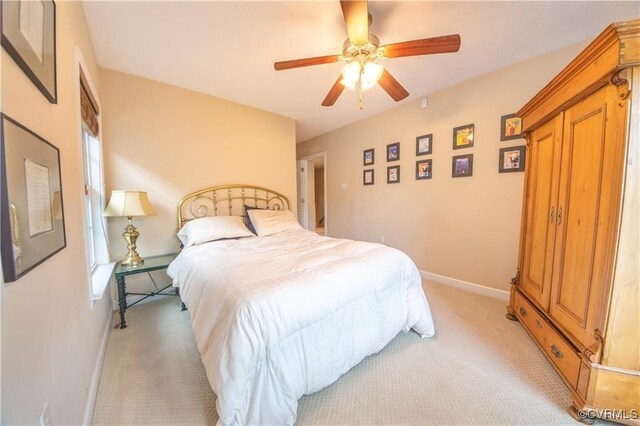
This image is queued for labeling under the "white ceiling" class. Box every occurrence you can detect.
[83,1,639,142]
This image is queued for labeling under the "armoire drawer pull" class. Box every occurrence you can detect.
[550,344,563,359]
[535,319,543,329]
[519,307,527,317]
[549,207,555,222]
[557,208,563,224]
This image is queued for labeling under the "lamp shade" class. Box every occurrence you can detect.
[104,190,156,217]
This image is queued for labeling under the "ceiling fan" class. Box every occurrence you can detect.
[274,0,461,108]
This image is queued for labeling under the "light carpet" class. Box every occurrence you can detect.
[92,281,581,425]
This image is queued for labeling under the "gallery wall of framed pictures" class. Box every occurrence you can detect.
[1,0,65,282]
[360,112,525,187]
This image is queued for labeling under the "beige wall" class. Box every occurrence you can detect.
[297,43,585,292]
[1,2,112,424]
[99,68,297,291]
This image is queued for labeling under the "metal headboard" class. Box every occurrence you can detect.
[177,184,291,229]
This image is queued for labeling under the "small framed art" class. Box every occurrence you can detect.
[500,114,523,141]
[387,165,400,184]
[387,142,400,162]
[363,148,374,166]
[452,154,473,178]
[499,146,526,173]
[1,0,57,103]
[1,114,66,282]
[416,159,432,180]
[363,169,374,185]
[416,134,432,156]
[453,124,474,150]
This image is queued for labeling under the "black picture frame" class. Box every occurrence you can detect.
[416,159,432,180]
[387,165,400,184]
[1,0,58,103]
[453,124,474,150]
[363,148,374,166]
[363,169,374,185]
[386,142,400,162]
[500,114,523,141]
[416,134,432,156]
[1,114,66,282]
[452,154,473,178]
[499,145,526,173]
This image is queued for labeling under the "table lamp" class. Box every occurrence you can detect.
[104,190,156,266]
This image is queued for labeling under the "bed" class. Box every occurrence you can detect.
[167,185,435,425]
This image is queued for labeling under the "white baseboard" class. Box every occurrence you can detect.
[82,308,113,425]
[420,270,509,301]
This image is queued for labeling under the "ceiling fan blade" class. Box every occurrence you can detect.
[381,34,461,58]
[322,75,346,107]
[274,54,341,71]
[340,0,369,45]
[378,69,409,102]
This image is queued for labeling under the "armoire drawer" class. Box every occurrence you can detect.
[514,291,581,389]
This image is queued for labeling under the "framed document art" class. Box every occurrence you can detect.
[499,145,526,173]
[453,124,474,150]
[1,0,57,103]
[416,134,432,156]
[363,148,374,166]
[500,114,523,141]
[363,169,374,186]
[416,159,432,180]
[387,165,400,184]
[1,114,66,282]
[452,154,473,178]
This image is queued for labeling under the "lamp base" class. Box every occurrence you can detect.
[121,216,144,267]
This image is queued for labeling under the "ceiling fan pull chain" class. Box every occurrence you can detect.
[357,77,363,110]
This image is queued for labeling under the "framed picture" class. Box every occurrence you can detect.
[499,146,526,173]
[363,148,374,166]
[500,114,523,141]
[387,142,400,162]
[387,165,400,184]
[452,154,473,178]
[363,169,374,185]
[1,0,57,103]
[416,159,432,180]
[453,124,474,150]
[1,114,66,282]
[416,134,432,156]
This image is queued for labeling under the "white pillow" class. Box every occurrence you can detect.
[177,216,253,247]
[247,209,302,237]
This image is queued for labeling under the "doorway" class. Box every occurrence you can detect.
[297,152,327,235]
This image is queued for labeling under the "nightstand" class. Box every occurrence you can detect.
[114,253,179,329]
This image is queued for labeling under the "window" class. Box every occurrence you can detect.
[79,66,113,300]
[82,128,102,271]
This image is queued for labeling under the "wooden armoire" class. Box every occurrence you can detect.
[507,19,639,423]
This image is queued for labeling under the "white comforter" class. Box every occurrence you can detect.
[167,229,435,425]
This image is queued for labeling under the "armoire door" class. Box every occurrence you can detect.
[549,84,628,352]
[520,113,564,310]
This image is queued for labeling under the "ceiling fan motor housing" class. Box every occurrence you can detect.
[342,34,380,62]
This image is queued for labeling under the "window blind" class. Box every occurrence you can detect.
[80,69,100,136]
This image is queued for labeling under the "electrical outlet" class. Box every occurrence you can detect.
[341,183,347,190]
[40,402,51,426]
[379,235,385,243]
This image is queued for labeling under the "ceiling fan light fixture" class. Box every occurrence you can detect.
[341,61,361,85]
[363,61,383,83]
[341,78,357,91]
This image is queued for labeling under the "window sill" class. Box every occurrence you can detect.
[90,262,115,301]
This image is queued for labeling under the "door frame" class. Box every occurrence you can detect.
[300,151,328,235]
